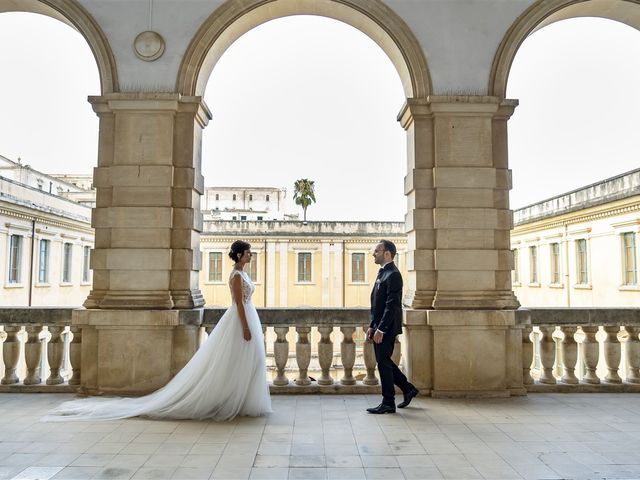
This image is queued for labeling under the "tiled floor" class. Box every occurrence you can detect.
[1,393,640,479]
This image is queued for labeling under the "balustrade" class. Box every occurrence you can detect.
[519,308,640,390]
[202,308,401,391]
[0,308,78,390]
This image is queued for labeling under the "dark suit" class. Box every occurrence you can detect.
[370,262,411,406]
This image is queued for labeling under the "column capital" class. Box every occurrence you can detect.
[88,93,212,127]
[398,96,519,129]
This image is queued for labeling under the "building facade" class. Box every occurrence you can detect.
[202,186,296,221]
[0,157,94,306]
[200,221,406,307]
[511,169,640,307]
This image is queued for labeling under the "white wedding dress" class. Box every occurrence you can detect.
[44,269,272,421]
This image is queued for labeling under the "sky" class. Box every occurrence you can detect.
[0,13,638,220]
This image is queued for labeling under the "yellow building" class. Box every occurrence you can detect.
[512,168,640,307]
[200,220,407,308]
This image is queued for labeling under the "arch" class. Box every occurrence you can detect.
[490,0,640,97]
[0,0,118,93]
[176,0,431,99]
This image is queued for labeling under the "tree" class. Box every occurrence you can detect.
[293,178,316,222]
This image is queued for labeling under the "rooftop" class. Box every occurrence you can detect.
[514,168,640,226]
[2,393,639,480]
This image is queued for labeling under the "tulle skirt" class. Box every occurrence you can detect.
[43,302,272,421]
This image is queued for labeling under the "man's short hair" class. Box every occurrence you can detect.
[379,239,397,258]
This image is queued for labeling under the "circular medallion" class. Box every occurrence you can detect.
[133,31,165,61]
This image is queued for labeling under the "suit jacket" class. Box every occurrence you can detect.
[370,262,403,336]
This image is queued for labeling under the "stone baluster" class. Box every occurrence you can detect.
[273,326,289,386]
[603,326,622,384]
[317,326,334,385]
[391,335,402,367]
[624,326,640,384]
[538,326,556,384]
[560,326,579,384]
[46,326,65,385]
[580,326,600,384]
[295,326,311,386]
[1,326,21,385]
[363,337,378,385]
[24,326,44,385]
[68,326,82,386]
[340,326,356,385]
[522,326,533,385]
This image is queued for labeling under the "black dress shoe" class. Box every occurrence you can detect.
[366,403,396,414]
[397,387,419,408]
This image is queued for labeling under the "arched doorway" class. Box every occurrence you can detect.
[177,0,435,310]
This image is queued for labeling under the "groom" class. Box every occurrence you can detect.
[366,240,419,414]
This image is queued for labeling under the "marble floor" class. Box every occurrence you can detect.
[1,393,640,480]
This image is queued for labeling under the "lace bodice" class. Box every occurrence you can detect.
[229,269,254,304]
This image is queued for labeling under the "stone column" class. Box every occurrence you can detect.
[398,99,436,309]
[86,93,209,310]
[76,93,209,394]
[400,96,522,397]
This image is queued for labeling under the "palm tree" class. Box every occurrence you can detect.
[293,179,316,222]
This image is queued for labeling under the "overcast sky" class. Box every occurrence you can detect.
[0,13,638,220]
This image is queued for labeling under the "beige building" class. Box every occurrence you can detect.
[0,156,94,306]
[512,168,640,307]
[200,220,407,308]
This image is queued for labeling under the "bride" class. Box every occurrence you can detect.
[44,240,272,421]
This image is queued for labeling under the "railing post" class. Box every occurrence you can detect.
[603,326,622,384]
[340,326,356,385]
[580,326,600,384]
[24,326,43,385]
[317,326,334,385]
[46,326,65,385]
[363,337,378,385]
[295,326,311,386]
[560,326,579,384]
[522,326,533,385]
[273,326,289,386]
[538,326,556,384]
[1,326,21,385]
[68,326,82,386]
[624,326,640,384]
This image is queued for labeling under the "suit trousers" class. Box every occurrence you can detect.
[374,333,410,405]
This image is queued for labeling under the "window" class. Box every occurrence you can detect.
[257,216,263,220]
[298,253,312,282]
[550,243,561,284]
[249,194,253,201]
[232,194,236,201]
[215,194,219,201]
[82,246,91,283]
[529,246,538,283]
[512,249,519,283]
[622,232,637,286]
[576,239,588,285]
[240,215,247,221]
[232,216,237,220]
[249,253,258,282]
[38,239,50,283]
[62,243,73,283]
[8,235,22,284]
[208,252,223,282]
[351,253,365,282]
[266,195,270,202]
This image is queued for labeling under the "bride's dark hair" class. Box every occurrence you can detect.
[229,240,251,262]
